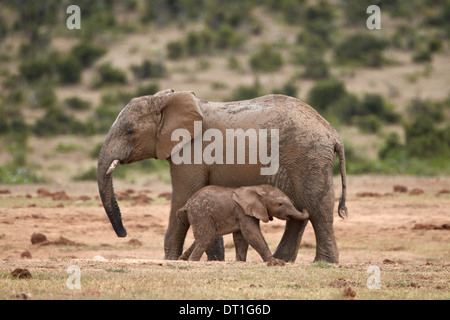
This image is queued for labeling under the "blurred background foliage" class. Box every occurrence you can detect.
[0,0,449,183]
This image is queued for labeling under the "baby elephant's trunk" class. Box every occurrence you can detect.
[289,208,309,221]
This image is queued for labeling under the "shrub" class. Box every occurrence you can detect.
[359,94,400,123]
[307,79,346,113]
[249,44,283,72]
[378,132,404,160]
[19,59,52,82]
[55,54,82,84]
[135,83,160,97]
[334,33,387,67]
[186,31,203,56]
[64,97,91,111]
[167,40,184,60]
[302,53,329,80]
[33,108,87,137]
[71,41,106,68]
[130,59,165,79]
[352,115,381,133]
[215,24,243,50]
[272,81,298,97]
[94,62,127,87]
[412,48,432,63]
[227,80,263,101]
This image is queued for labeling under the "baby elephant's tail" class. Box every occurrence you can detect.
[176,206,190,226]
[335,139,348,219]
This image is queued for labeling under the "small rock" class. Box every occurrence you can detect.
[393,185,408,193]
[11,268,32,279]
[343,286,356,299]
[20,250,32,259]
[31,232,47,244]
[127,238,143,246]
[13,293,30,300]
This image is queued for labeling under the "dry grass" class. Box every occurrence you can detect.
[1,259,448,300]
[1,176,449,300]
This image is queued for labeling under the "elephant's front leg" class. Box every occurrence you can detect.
[164,163,224,260]
[164,203,190,260]
[273,219,308,262]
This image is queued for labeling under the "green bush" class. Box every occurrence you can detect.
[55,54,82,84]
[33,108,88,137]
[71,41,106,67]
[302,54,329,80]
[334,33,387,67]
[352,115,381,133]
[19,59,53,82]
[412,48,432,63]
[307,79,346,113]
[249,44,283,72]
[64,97,92,111]
[215,24,243,50]
[227,80,262,101]
[94,62,127,87]
[130,59,166,79]
[272,81,298,97]
[135,83,160,97]
[167,40,184,60]
[377,98,450,172]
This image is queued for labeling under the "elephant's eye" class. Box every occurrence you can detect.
[278,202,283,206]
[126,129,134,135]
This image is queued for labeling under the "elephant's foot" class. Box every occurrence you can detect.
[205,236,225,261]
[313,252,339,264]
[266,257,285,267]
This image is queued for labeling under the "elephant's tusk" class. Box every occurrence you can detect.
[106,160,119,175]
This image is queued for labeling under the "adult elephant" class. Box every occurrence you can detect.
[97,89,348,263]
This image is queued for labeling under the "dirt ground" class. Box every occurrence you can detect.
[0,175,449,299]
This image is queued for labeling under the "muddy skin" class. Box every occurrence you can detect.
[177,185,309,262]
[97,89,347,263]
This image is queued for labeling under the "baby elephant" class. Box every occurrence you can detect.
[177,185,309,263]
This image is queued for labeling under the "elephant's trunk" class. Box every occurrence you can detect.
[289,208,309,221]
[97,148,127,237]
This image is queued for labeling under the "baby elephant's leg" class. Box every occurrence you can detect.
[188,236,215,261]
[179,241,196,260]
[233,231,249,262]
[188,222,217,261]
[240,217,273,262]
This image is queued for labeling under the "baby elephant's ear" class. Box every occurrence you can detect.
[232,187,270,223]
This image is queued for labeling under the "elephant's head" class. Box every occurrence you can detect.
[232,185,309,223]
[97,89,203,237]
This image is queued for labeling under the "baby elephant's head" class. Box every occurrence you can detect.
[232,185,309,223]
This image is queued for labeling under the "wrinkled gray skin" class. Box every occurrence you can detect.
[97,89,348,263]
[177,185,309,262]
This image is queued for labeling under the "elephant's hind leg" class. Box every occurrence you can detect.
[179,241,196,260]
[188,237,215,261]
[233,231,249,261]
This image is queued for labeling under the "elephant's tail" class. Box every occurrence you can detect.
[335,139,348,219]
[176,206,190,226]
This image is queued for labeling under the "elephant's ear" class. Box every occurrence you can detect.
[232,186,270,223]
[156,91,203,160]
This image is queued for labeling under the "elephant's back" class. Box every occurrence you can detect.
[201,95,334,131]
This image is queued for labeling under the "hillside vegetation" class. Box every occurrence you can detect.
[0,0,449,184]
